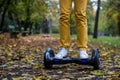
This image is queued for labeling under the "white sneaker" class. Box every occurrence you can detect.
[79,50,89,59]
[55,47,68,59]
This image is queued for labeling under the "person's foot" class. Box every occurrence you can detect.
[79,50,89,59]
[55,47,68,59]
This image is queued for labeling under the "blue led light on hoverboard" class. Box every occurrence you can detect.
[81,59,87,63]
[53,59,60,63]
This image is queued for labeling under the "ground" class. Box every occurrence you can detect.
[0,33,120,80]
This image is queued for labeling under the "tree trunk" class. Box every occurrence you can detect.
[93,0,101,38]
[0,0,5,9]
[118,16,120,36]
[0,0,11,32]
[22,6,31,36]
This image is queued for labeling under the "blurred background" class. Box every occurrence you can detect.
[0,0,120,38]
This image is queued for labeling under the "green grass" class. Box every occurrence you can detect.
[52,34,120,49]
[89,35,120,49]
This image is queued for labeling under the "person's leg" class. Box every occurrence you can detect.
[55,0,72,59]
[59,0,72,48]
[74,0,88,59]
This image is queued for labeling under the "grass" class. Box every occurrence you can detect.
[52,34,120,49]
[89,35,120,49]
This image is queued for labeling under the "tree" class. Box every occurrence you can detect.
[0,0,48,34]
[87,0,95,35]
[0,0,11,32]
[104,0,120,36]
[93,0,101,38]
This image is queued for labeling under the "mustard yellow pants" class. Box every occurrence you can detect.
[59,0,88,50]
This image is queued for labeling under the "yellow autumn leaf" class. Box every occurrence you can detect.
[12,77,23,80]
[36,48,40,52]
[9,61,15,65]
[91,70,104,75]
[70,50,78,57]
[57,71,63,74]
[0,68,3,73]
[101,52,108,57]
[26,58,33,63]
[8,45,12,48]
[110,49,115,53]
[7,52,12,56]
[33,76,41,80]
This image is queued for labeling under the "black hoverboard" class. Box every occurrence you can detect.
[44,48,100,70]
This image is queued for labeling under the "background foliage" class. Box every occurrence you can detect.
[0,0,48,35]
[0,0,120,36]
